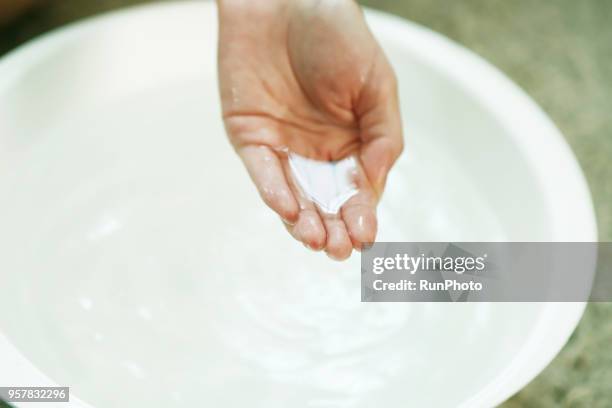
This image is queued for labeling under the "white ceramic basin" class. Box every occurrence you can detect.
[0,2,596,407]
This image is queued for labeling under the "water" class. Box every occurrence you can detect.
[0,82,541,408]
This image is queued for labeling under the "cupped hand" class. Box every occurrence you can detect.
[217,0,403,260]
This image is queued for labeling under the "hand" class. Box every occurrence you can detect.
[217,0,403,260]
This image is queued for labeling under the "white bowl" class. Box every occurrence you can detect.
[0,2,596,407]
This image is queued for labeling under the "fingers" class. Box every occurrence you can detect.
[283,205,353,260]
[240,145,350,258]
[321,214,353,260]
[292,209,327,251]
[283,152,376,258]
[342,197,377,251]
[357,55,404,198]
[239,144,380,260]
[239,144,378,258]
[238,145,299,224]
[281,157,327,251]
[360,135,403,198]
[342,169,377,251]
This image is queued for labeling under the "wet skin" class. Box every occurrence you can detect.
[217,0,403,260]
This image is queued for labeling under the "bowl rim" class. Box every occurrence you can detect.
[0,2,597,407]
[367,9,596,407]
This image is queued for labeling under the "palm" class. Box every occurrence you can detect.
[218,0,402,260]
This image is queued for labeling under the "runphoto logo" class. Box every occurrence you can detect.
[372,253,487,275]
[363,242,605,302]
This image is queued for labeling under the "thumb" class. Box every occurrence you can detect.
[357,60,404,197]
[360,135,403,198]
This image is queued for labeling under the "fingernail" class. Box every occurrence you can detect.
[361,242,374,250]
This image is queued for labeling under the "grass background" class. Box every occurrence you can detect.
[1,0,611,406]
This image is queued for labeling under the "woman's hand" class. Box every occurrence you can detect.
[217,0,403,260]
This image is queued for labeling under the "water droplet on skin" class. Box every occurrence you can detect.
[274,145,290,155]
[230,86,240,105]
[357,215,365,230]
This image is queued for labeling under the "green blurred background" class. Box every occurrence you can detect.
[1,0,611,407]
